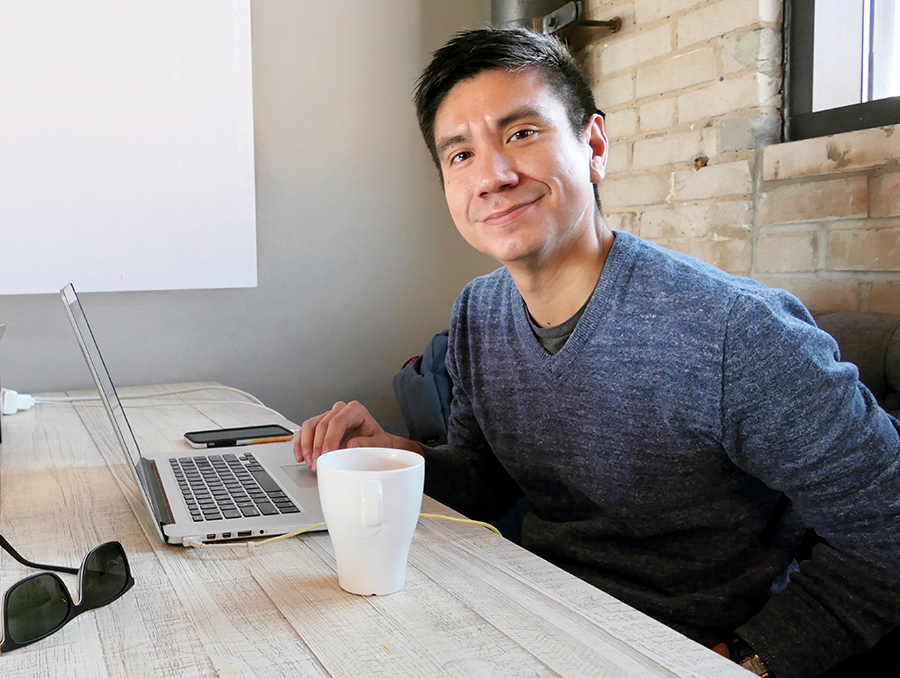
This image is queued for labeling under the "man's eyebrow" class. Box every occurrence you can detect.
[496,105,550,130]
[435,133,468,159]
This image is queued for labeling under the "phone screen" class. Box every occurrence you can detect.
[184,424,293,446]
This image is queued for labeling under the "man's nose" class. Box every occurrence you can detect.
[476,147,518,196]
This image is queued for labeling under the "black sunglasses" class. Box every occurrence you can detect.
[0,534,134,653]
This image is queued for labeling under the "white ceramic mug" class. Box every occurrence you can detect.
[316,447,425,595]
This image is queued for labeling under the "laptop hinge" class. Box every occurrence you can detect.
[140,457,175,526]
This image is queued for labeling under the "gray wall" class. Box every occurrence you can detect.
[0,0,494,426]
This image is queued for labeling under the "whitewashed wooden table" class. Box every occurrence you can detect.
[0,383,748,676]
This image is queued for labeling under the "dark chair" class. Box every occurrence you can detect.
[813,311,900,418]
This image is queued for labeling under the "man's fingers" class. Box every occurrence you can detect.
[296,401,348,466]
[321,401,374,453]
[295,412,326,462]
[295,400,386,470]
[312,401,348,457]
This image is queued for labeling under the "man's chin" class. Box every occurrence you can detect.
[461,228,543,266]
[490,243,542,268]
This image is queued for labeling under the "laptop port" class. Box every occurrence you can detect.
[222,532,232,539]
[238,531,251,537]
[207,534,216,540]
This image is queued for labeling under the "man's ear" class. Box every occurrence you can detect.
[585,114,608,183]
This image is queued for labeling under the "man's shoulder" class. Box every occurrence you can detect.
[616,231,777,308]
[606,232,818,345]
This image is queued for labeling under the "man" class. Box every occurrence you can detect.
[296,27,900,678]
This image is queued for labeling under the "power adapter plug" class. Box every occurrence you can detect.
[1,388,35,415]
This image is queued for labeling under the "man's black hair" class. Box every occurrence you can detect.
[413,26,601,173]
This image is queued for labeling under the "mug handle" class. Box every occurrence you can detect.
[361,478,383,528]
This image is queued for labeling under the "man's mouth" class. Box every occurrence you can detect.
[481,198,539,226]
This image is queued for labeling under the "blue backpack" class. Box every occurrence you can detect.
[392,330,452,446]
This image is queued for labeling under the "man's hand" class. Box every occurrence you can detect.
[712,642,730,658]
[294,400,422,471]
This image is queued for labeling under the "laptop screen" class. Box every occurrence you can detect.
[60,284,145,472]
[61,283,172,543]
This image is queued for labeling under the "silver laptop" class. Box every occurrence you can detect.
[60,283,324,546]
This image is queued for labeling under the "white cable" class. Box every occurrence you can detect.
[32,395,98,403]
[34,385,265,406]
[34,399,293,427]
[27,385,297,439]
[130,400,275,411]
[19,384,290,427]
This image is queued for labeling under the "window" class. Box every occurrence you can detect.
[787,0,900,140]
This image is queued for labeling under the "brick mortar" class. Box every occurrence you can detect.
[760,169,889,190]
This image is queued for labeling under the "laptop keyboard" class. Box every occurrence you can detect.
[169,452,301,522]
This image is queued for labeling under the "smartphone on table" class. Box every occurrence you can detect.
[183,424,294,449]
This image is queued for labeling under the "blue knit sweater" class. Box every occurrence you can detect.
[422,231,900,678]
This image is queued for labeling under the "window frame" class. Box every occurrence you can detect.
[785,0,900,141]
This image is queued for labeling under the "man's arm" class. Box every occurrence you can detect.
[294,391,521,522]
[720,292,900,678]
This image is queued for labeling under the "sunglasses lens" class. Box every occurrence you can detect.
[6,574,70,643]
[83,543,128,606]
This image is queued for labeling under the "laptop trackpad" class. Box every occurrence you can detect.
[280,464,318,490]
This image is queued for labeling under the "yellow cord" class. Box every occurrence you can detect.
[418,513,502,536]
[253,513,500,547]
[186,513,500,550]
[252,522,326,547]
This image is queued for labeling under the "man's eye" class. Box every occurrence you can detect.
[510,129,535,141]
[449,151,472,165]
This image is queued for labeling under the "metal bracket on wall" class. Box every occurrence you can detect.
[537,1,621,35]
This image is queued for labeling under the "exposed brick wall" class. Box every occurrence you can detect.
[583,0,899,314]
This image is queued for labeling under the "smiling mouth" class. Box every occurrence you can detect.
[482,199,539,226]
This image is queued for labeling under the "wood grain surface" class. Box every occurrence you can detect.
[0,383,746,677]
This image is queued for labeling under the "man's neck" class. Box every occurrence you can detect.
[509,222,615,328]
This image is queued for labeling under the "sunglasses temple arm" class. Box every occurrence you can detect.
[0,534,79,575]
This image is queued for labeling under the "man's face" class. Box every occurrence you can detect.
[432,68,607,268]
